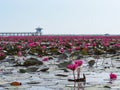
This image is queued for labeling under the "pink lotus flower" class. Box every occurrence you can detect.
[18,51,22,57]
[93,42,96,46]
[67,64,78,80]
[84,45,88,49]
[114,44,120,48]
[68,48,72,53]
[74,60,83,66]
[17,45,22,50]
[67,64,78,71]
[42,57,49,61]
[110,73,117,80]
[103,42,109,47]
[69,43,73,46]
[0,52,5,57]
[74,60,83,79]
[0,47,3,51]
[41,46,46,50]
[28,42,36,47]
[75,46,80,50]
[60,48,64,53]
[0,52,6,60]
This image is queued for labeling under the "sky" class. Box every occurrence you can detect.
[0,0,120,35]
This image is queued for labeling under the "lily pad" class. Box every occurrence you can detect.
[88,60,95,67]
[27,81,40,84]
[104,85,111,88]
[58,61,72,68]
[55,73,68,77]
[23,58,43,66]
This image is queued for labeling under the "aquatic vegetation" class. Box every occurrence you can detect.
[0,35,119,90]
[0,51,6,60]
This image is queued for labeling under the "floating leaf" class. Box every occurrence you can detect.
[88,60,95,67]
[104,85,111,88]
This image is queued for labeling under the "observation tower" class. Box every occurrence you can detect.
[35,27,43,35]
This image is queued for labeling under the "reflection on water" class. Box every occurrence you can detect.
[74,82,85,90]
[84,87,110,90]
[66,81,115,90]
[26,86,53,90]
